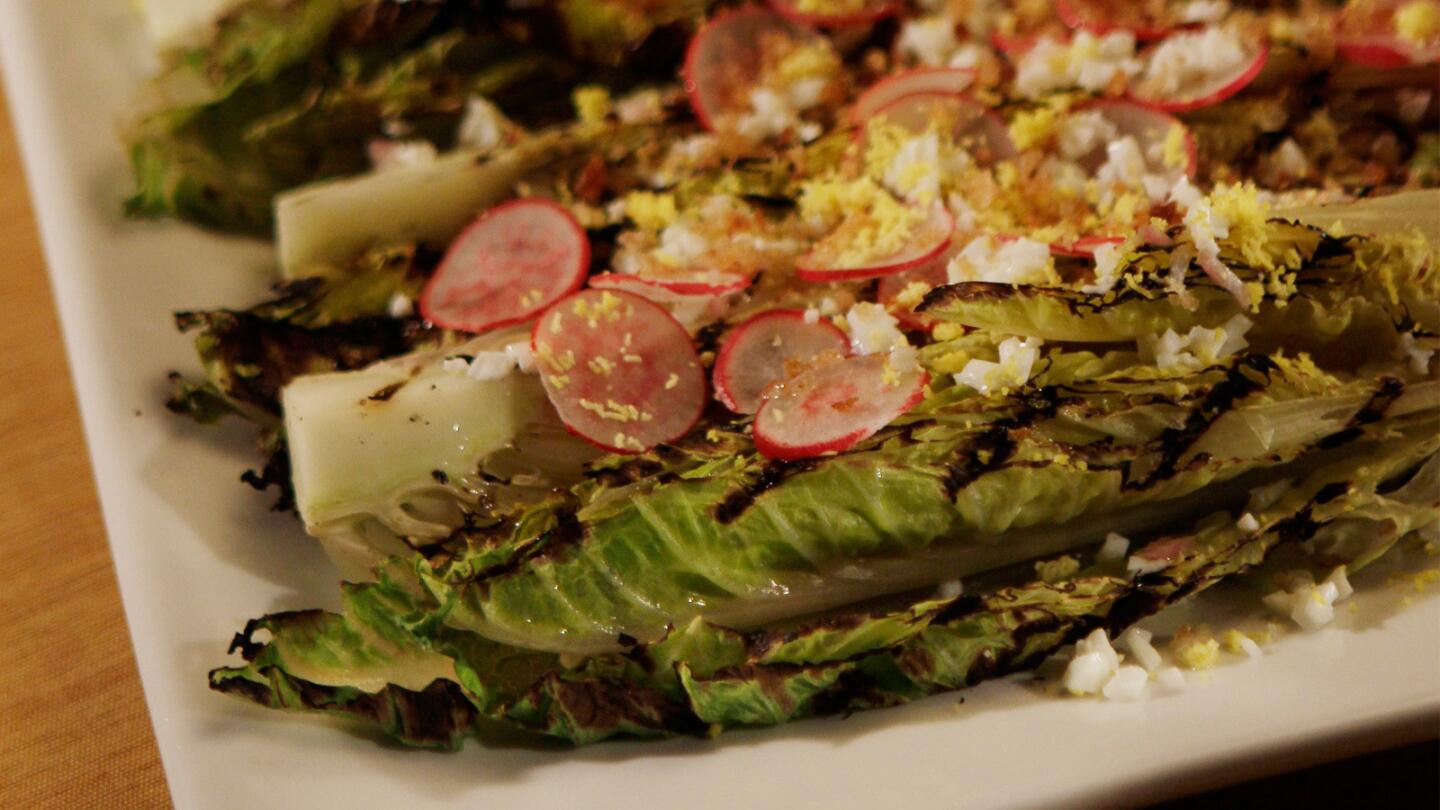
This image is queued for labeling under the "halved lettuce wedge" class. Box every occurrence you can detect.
[211,428,1440,746]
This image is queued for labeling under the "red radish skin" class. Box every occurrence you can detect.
[713,309,851,413]
[1054,0,1184,41]
[850,68,976,124]
[1335,0,1440,67]
[797,205,955,282]
[877,260,949,331]
[1337,38,1424,67]
[753,353,929,460]
[768,0,897,27]
[1336,36,1440,68]
[531,289,707,453]
[990,31,1039,54]
[420,198,589,334]
[589,273,752,297]
[1129,41,1269,113]
[683,8,811,132]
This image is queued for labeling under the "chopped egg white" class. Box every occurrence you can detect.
[1269,138,1310,179]
[1139,25,1249,100]
[947,236,1057,286]
[1063,629,1120,695]
[803,308,821,325]
[654,221,710,267]
[442,342,537,381]
[1398,332,1436,375]
[1094,136,1174,205]
[955,336,1043,395]
[1325,566,1354,601]
[1118,626,1163,672]
[456,96,507,152]
[1057,110,1120,160]
[884,132,972,204]
[1140,314,1252,372]
[1179,0,1230,23]
[1015,32,1140,99]
[367,139,437,172]
[1082,241,1127,295]
[737,88,799,142]
[386,293,414,319]
[1127,553,1170,577]
[1098,532,1131,562]
[845,302,910,355]
[1102,665,1150,701]
[615,88,665,125]
[947,42,989,70]
[1156,666,1186,690]
[1263,566,1354,631]
[1168,175,1204,211]
[1237,512,1260,533]
[897,15,960,66]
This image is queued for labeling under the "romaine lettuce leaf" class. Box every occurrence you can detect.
[210,429,1440,746]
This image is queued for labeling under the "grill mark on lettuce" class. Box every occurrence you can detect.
[1122,354,1276,491]
[1377,457,1429,494]
[513,673,701,740]
[210,666,477,749]
[713,458,823,524]
[1318,377,1405,450]
[175,309,433,416]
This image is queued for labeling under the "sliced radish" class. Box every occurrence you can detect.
[990,31,1041,54]
[713,309,851,413]
[1336,0,1440,67]
[1054,0,1185,41]
[797,204,955,282]
[850,67,976,124]
[768,0,896,27]
[589,272,751,297]
[753,353,929,460]
[877,260,949,331]
[420,198,589,334]
[1071,98,1198,176]
[531,289,707,453]
[1128,35,1269,113]
[683,8,812,132]
[1003,100,1194,256]
[862,92,1018,166]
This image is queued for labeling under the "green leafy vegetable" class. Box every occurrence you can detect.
[210,428,1440,745]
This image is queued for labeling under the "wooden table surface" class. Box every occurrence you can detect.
[0,81,1432,809]
[0,85,171,808]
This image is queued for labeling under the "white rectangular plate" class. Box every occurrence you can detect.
[3,3,1436,808]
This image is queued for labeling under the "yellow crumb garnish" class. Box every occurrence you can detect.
[1034,555,1080,583]
[1209,183,1272,270]
[793,0,868,13]
[798,176,923,266]
[932,322,968,341]
[1009,106,1059,151]
[774,41,841,84]
[1396,1,1440,46]
[1163,122,1189,170]
[1171,625,1221,670]
[1222,629,1253,654]
[623,191,678,231]
[893,280,934,311]
[572,85,612,125]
